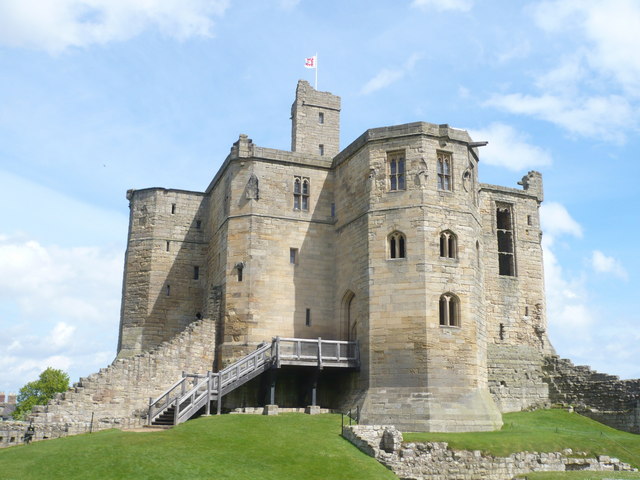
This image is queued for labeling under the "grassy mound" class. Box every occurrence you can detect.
[0,414,396,480]
[405,409,640,470]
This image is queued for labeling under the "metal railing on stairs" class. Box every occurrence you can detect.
[147,336,359,426]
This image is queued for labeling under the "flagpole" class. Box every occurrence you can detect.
[315,52,318,90]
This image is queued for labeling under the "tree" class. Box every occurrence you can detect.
[12,367,70,420]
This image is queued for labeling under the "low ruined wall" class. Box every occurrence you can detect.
[343,425,637,480]
[544,356,640,434]
[0,318,217,447]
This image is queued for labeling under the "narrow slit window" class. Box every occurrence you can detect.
[318,112,324,124]
[171,203,176,214]
[305,308,311,326]
[196,220,202,229]
[166,241,170,252]
[319,144,324,156]
[236,263,244,282]
[193,266,199,280]
[166,285,171,296]
[290,248,299,265]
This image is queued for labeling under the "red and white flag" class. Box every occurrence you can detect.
[305,56,317,69]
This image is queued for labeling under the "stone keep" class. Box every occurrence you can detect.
[117,80,551,432]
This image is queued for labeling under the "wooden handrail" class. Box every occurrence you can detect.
[149,337,359,426]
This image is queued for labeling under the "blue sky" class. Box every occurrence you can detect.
[0,0,639,395]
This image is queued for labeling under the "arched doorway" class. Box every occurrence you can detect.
[341,290,356,341]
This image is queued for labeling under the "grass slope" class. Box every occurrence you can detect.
[0,414,396,480]
[405,409,640,472]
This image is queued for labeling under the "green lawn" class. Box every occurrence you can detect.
[3,410,640,480]
[404,409,640,472]
[0,414,397,480]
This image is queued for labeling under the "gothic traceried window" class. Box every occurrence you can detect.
[439,230,457,259]
[439,293,460,327]
[388,231,406,259]
[388,151,406,191]
[294,176,310,211]
[437,152,453,191]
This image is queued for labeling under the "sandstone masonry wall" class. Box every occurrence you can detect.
[488,344,550,413]
[119,188,208,357]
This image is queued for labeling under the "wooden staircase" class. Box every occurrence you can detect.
[147,337,359,427]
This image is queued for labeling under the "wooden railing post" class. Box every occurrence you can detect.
[205,371,211,416]
[148,397,153,425]
[317,337,323,368]
[216,373,222,415]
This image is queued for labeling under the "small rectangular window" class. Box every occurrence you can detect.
[171,203,176,214]
[193,266,199,280]
[290,248,298,265]
[166,241,170,252]
[318,112,324,124]
[331,203,335,218]
[319,144,324,156]
[166,285,171,296]
[527,215,532,226]
[196,220,202,229]
[305,308,311,326]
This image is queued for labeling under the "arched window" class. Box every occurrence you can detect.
[439,230,457,259]
[388,231,406,259]
[293,176,310,211]
[439,293,460,327]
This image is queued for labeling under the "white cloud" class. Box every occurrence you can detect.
[485,93,634,143]
[0,0,230,53]
[412,0,473,12]
[484,1,640,143]
[0,234,122,393]
[533,0,640,96]
[540,202,583,245]
[361,53,422,95]
[48,322,76,349]
[591,250,628,280]
[468,123,552,171]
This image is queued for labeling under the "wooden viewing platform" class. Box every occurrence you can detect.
[148,337,359,426]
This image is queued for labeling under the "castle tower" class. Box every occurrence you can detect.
[291,80,341,157]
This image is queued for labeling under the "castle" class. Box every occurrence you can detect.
[117,80,549,432]
[1,81,638,447]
